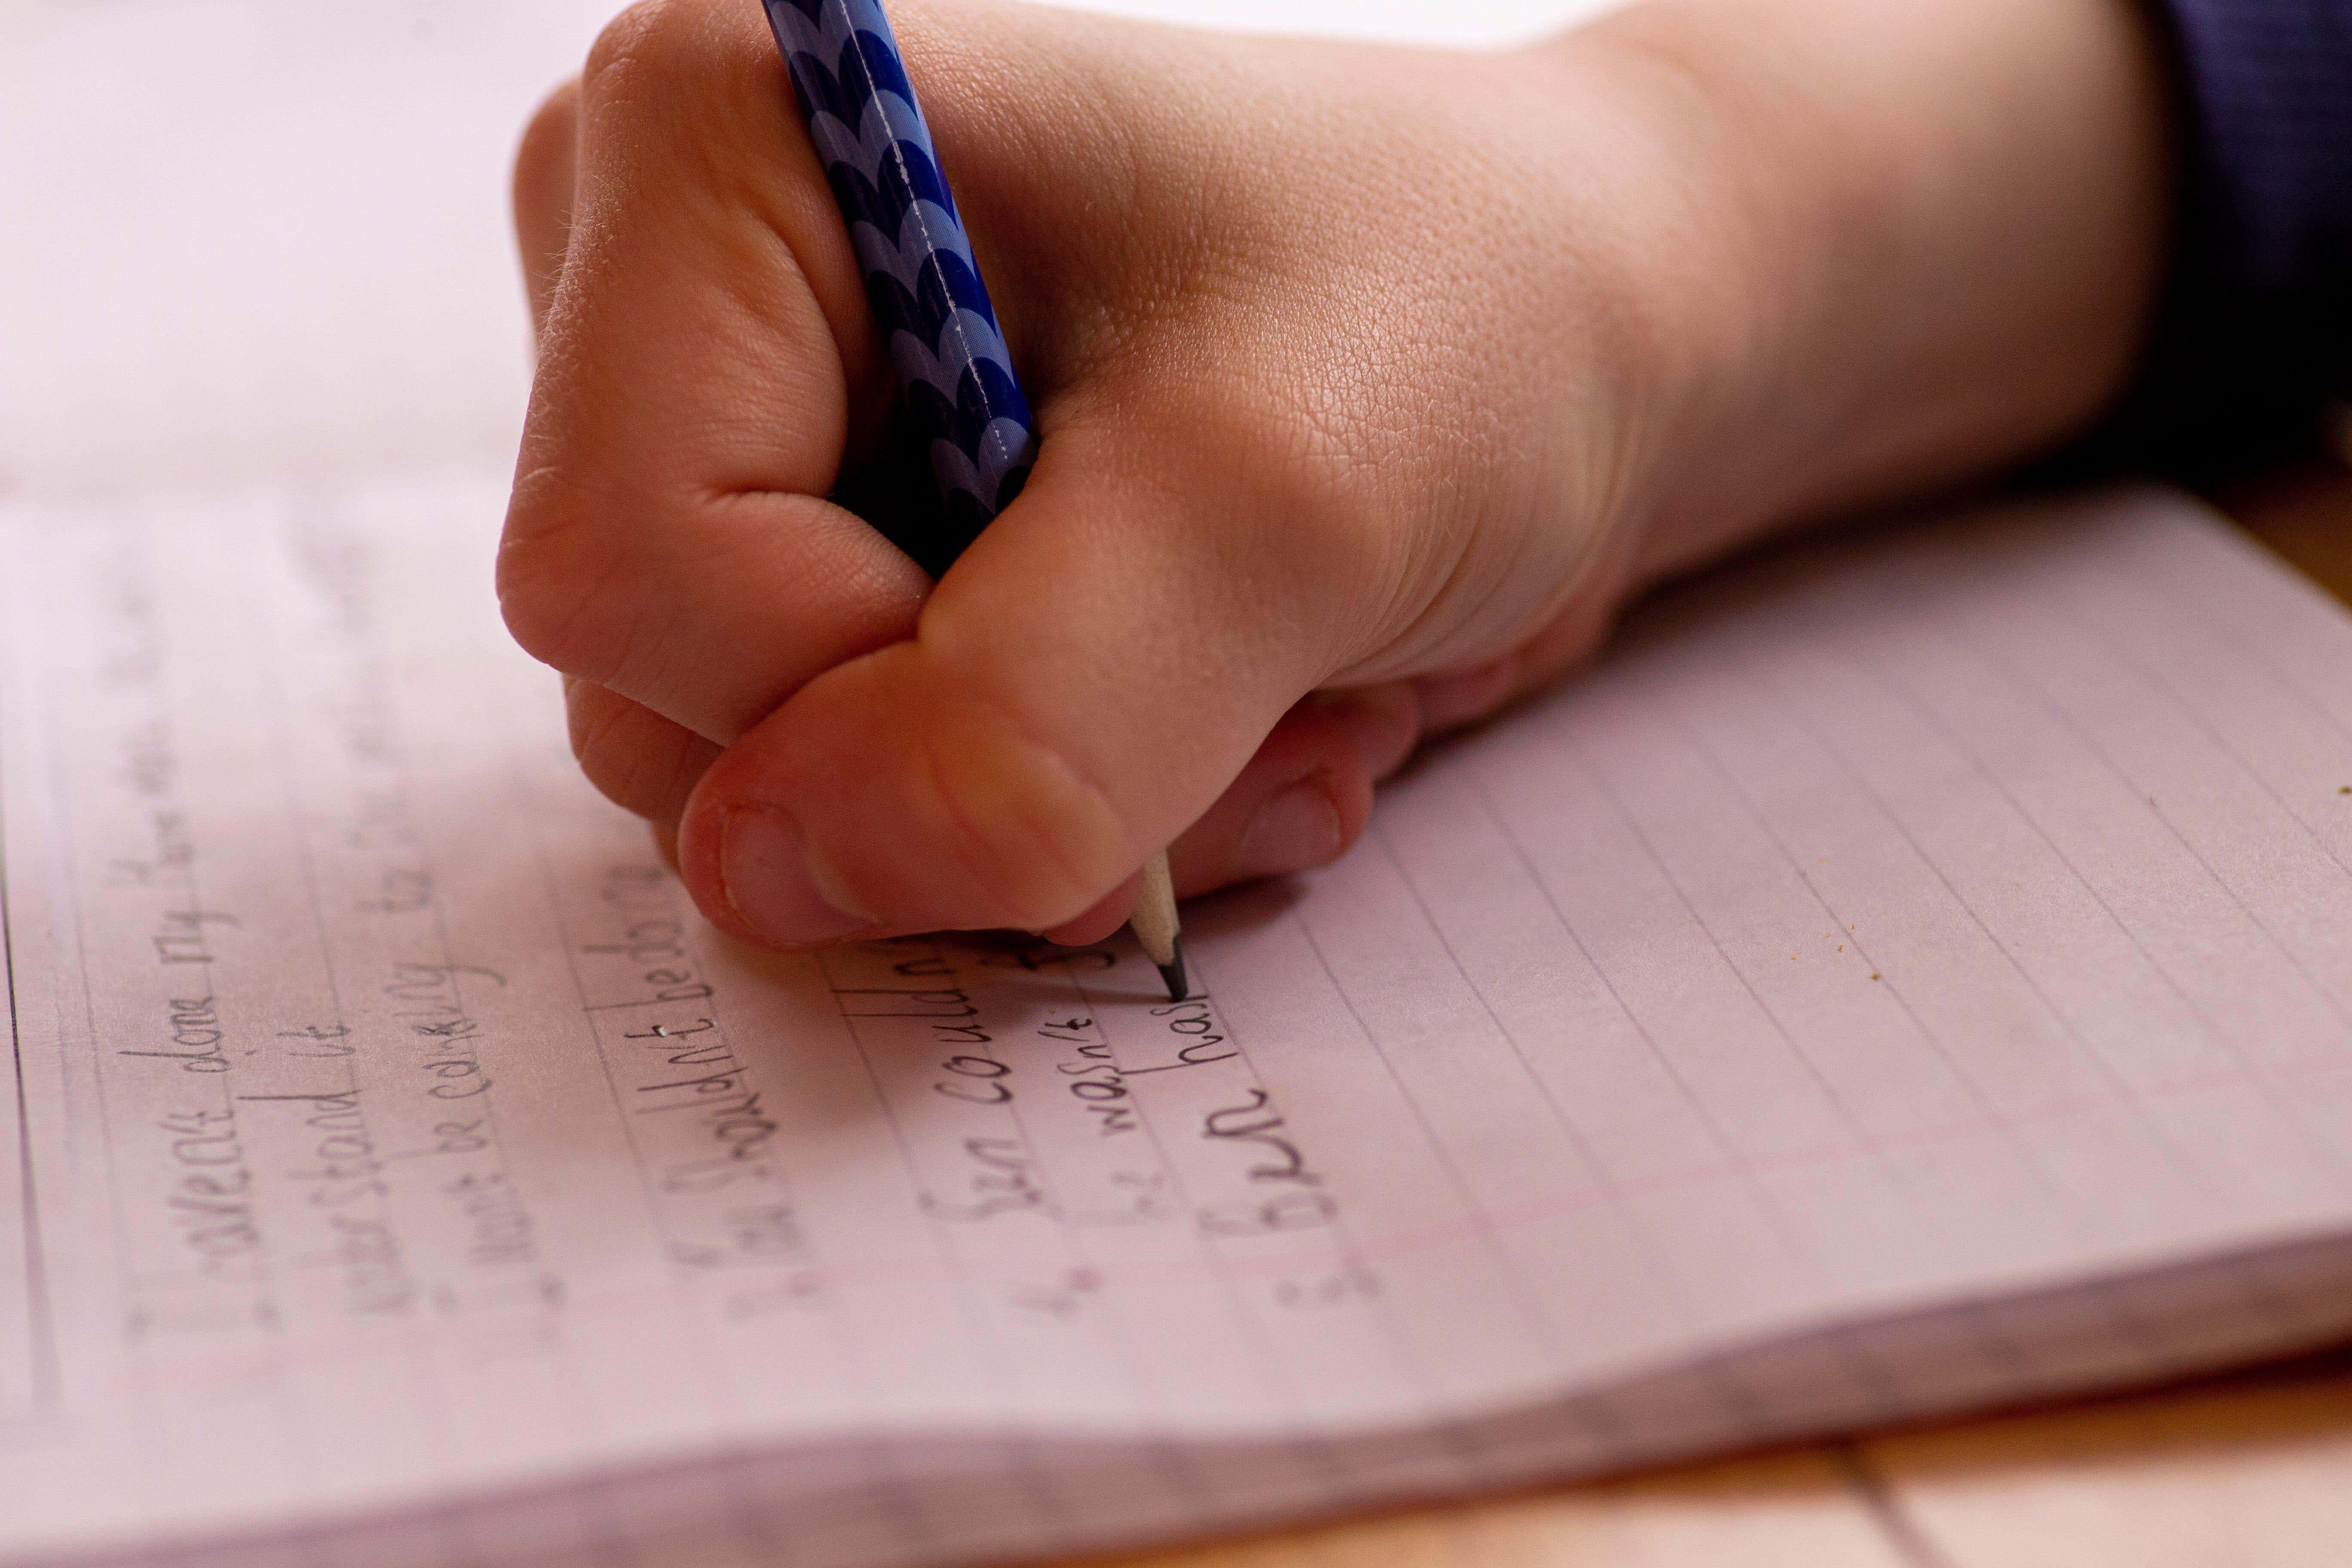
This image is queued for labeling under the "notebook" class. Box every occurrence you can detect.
[7,477,2352,1568]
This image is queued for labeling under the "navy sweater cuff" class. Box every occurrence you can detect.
[2113,0,2352,470]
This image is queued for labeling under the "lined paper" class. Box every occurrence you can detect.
[6,479,2352,1568]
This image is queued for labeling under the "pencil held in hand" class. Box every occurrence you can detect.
[759,0,1185,995]
[763,0,1034,547]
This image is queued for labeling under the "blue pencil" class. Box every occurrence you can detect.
[758,0,1189,1001]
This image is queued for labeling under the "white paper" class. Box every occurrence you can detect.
[7,478,2352,1567]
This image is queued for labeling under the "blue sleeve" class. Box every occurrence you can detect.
[2117,0,2352,470]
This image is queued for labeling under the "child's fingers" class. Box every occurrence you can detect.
[668,426,1417,948]
[500,0,930,744]
[502,483,935,746]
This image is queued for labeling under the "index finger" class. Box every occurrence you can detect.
[498,0,929,744]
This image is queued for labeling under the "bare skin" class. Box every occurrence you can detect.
[502,0,2171,952]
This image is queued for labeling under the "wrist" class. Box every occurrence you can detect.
[1525,0,2173,586]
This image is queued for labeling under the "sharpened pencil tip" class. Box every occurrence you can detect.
[1156,937,1189,1003]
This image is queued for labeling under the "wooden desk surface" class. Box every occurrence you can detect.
[1075,466,2352,1568]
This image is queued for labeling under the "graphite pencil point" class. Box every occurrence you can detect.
[1156,936,1190,1004]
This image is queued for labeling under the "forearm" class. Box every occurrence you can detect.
[1536,0,2176,580]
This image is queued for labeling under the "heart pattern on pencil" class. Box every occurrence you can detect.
[762,0,1038,554]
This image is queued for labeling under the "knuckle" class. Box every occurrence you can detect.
[582,0,756,125]
[496,478,637,681]
[572,0,794,248]
[582,0,689,98]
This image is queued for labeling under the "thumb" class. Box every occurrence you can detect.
[671,420,1398,946]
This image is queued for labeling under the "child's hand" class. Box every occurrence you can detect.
[502,0,2168,950]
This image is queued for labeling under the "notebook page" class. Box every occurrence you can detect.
[6,479,2352,1567]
